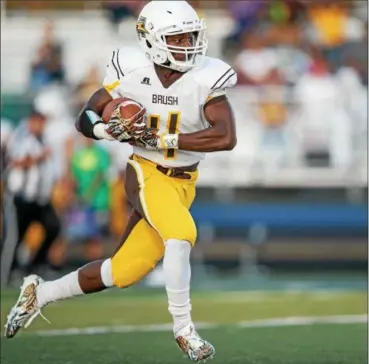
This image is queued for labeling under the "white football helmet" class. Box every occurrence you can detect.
[136,1,208,73]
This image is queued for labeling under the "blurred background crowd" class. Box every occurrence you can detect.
[0,0,367,289]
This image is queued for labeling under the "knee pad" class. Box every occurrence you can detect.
[110,217,165,288]
[161,220,197,247]
[111,254,159,289]
[184,223,197,247]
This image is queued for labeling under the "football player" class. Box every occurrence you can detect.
[5,1,237,362]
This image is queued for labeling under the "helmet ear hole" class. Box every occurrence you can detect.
[146,40,152,49]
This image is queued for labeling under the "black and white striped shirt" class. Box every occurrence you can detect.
[6,121,56,205]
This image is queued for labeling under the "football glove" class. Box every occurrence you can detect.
[131,127,159,149]
[106,104,147,142]
[131,128,179,151]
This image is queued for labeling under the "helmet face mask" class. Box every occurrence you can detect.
[158,25,207,68]
[136,1,208,73]
[165,32,198,62]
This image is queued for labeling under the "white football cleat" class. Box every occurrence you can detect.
[175,324,215,363]
[4,274,49,338]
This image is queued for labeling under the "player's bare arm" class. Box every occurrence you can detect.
[75,87,112,139]
[132,94,237,153]
[178,95,237,152]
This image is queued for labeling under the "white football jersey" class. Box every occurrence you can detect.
[103,47,237,167]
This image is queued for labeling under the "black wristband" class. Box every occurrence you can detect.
[75,108,104,140]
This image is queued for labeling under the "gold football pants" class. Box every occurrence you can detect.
[111,154,198,288]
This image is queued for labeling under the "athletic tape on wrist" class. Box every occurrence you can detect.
[93,123,114,140]
[159,134,179,149]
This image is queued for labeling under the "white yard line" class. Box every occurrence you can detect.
[33,315,367,337]
[237,315,368,328]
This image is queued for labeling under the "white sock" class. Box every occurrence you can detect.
[163,239,193,333]
[36,270,84,308]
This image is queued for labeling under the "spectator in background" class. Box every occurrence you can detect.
[33,86,78,268]
[104,0,145,30]
[263,18,311,86]
[294,54,353,168]
[224,1,267,56]
[305,0,364,72]
[307,1,348,47]
[225,0,306,55]
[30,22,65,90]
[33,85,76,183]
[235,32,278,86]
[67,138,111,252]
[1,108,60,285]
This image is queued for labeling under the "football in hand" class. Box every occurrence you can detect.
[102,97,146,143]
[102,97,144,123]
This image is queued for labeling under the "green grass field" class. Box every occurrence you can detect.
[1,289,367,364]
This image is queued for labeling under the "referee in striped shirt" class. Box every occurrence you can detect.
[1,108,61,285]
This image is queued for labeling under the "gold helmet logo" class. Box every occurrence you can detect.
[136,16,149,38]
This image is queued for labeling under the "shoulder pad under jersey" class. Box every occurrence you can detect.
[103,46,151,93]
[192,56,238,95]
